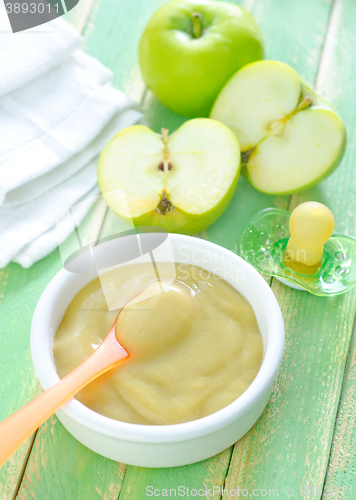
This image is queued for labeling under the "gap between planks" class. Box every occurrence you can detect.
[11,200,109,500]
[9,3,106,498]
[12,431,38,500]
[322,308,356,491]
[13,0,352,497]
[138,1,350,497]
[289,2,355,496]
[220,0,347,497]
[69,1,355,497]
[284,1,356,498]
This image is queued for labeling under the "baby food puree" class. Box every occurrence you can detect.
[54,263,263,425]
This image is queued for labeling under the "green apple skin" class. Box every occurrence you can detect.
[128,172,240,235]
[139,0,263,117]
[242,84,346,196]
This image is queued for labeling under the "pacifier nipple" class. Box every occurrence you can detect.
[286,202,335,266]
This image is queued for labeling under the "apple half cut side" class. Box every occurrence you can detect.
[98,119,240,235]
[210,60,346,195]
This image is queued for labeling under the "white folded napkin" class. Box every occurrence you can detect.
[0,5,81,97]
[5,103,142,206]
[0,158,98,268]
[0,50,141,205]
[0,15,143,268]
[13,187,101,268]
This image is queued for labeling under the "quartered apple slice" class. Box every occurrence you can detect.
[98,118,240,234]
[211,60,346,195]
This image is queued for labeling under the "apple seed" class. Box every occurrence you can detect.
[158,161,173,171]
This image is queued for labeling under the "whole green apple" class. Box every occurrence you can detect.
[139,0,264,117]
[98,119,240,235]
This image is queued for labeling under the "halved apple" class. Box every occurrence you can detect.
[211,60,346,195]
[98,118,240,234]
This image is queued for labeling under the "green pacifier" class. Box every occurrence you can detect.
[240,201,356,296]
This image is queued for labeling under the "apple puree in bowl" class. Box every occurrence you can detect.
[53,263,263,425]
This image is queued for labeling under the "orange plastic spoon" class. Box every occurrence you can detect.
[0,316,128,468]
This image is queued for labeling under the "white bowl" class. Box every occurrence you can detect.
[31,233,284,468]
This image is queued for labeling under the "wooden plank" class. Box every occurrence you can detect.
[225,286,356,496]
[118,448,232,500]
[64,0,98,32]
[324,322,356,500]
[318,0,356,496]
[8,1,351,500]
[17,416,126,500]
[0,255,63,498]
[13,0,151,496]
[224,0,356,496]
[0,197,106,499]
[0,7,106,497]
[82,0,168,103]
[106,1,336,499]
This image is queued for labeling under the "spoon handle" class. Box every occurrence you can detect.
[0,326,127,468]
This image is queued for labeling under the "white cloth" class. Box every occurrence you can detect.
[0,5,81,97]
[5,104,142,205]
[0,50,142,205]
[13,186,101,268]
[0,158,98,267]
[0,14,143,268]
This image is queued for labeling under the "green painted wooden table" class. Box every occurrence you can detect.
[1,0,356,498]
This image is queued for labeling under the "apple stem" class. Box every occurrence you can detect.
[192,12,202,38]
[295,96,313,113]
[161,128,169,146]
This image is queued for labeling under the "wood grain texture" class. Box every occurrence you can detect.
[102,0,344,499]
[3,0,356,499]
[0,255,62,499]
[118,449,232,500]
[224,286,356,496]
[63,0,98,31]
[0,197,107,499]
[324,319,356,500]
[82,0,168,103]
[0,12,108,498]
[317,0,356,496]
[17,416,126,500]
[224,0,356,497]
[12,1,145,497]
